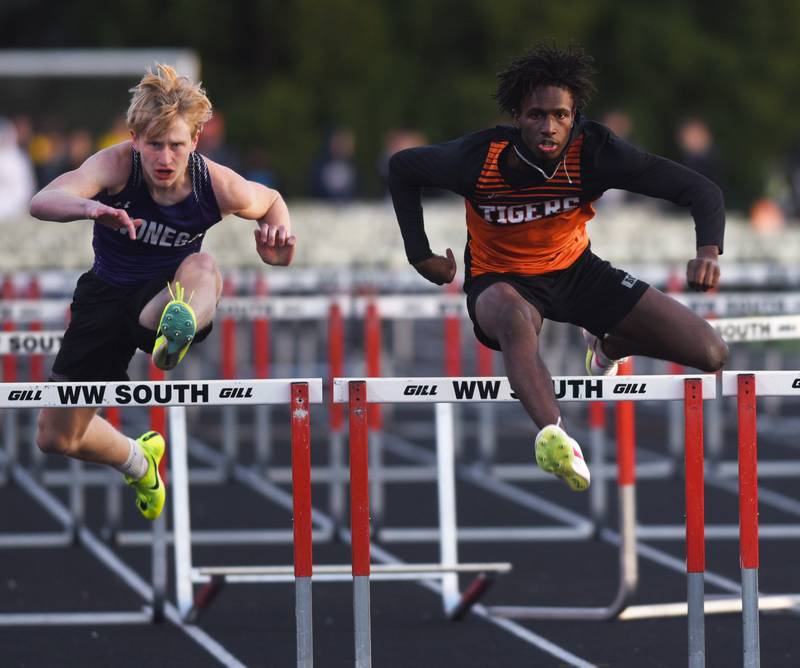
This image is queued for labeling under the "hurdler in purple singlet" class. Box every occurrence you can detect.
[91,149,222,286]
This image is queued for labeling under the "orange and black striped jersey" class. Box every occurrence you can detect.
[388,121,725,281]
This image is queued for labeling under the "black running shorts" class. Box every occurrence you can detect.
[52,270,212,382]
[465,247,649,352]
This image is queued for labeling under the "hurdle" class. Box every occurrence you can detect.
[332,374,717,665]
[646,314,800,544]
[0,377,323,666]
[720,370,800,668]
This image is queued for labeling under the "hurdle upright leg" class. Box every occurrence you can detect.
[365,302,384,528]
[349,380,372,668]
[68,459,85,536]
[435,402,460,613]
[328,302,347,526]
[588,401,607,526]
[684,379,706,668]
[291,383,314,668]
[737,374,760,668]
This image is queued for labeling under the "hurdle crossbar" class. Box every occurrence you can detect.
[7,292,800,326]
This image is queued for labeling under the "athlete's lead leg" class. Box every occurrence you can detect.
[474,283,557,429]
[474,282,590,491]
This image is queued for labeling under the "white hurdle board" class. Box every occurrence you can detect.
[0,377,322,638]
[711,315,800,343]
[0,331,63,355]
[333,374,717,404]
[332,374,716,632]
[721,370,800,397]
[0,378,323,408]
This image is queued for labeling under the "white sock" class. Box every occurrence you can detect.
[594,337,616,364]
[114,438,149,480]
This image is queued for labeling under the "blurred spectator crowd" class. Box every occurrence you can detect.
[1,110,799,231]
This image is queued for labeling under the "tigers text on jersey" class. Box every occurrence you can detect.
[91,150,222,286]
[465,133,592,275]
[387,120,725,280]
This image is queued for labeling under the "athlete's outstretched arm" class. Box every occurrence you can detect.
[29,143,142,239]
[208,160,295,266]
[592,128,725,291]
[387,141,470,285]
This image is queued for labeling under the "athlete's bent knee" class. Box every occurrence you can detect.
[36,418,78,456]
[181,251,217,274]
[36,430,76,456]
[699,336,728,372]
[495,303,537,343]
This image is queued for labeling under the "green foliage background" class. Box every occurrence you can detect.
[3,0,800,208]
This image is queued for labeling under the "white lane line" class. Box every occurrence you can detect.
[11,463,248,668]
[366,537,598,668]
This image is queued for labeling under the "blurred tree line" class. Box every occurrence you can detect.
[2,0,800,210]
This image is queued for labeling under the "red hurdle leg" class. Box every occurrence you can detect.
[348,380,371,668]
[616,358,636,487]
[589,401,607,524]
[475,342,497,463]
[2,276,19,472]
[328,301,347,523]
[291,382,314,667]
[364,301,384,524]
[364,301,382,430]
[684,378,705,668]
[148,361,168,481]
[737,374,760,668]
[443,286,462,377]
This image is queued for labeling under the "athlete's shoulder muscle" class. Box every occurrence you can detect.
[205,158,244,212]
[41,141,132,198]
[205,157,266,217]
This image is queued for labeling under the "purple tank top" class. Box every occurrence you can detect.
[91,149,222,286]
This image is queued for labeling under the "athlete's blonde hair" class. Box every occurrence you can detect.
[126,63,213,139]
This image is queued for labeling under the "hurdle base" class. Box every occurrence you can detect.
[184,575,226,624]
[448,572,496,621]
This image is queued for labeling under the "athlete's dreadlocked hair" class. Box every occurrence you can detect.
[494,42,596,116]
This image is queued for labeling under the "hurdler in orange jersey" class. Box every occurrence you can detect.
[387,42,728,493]
[389,120,724,282]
